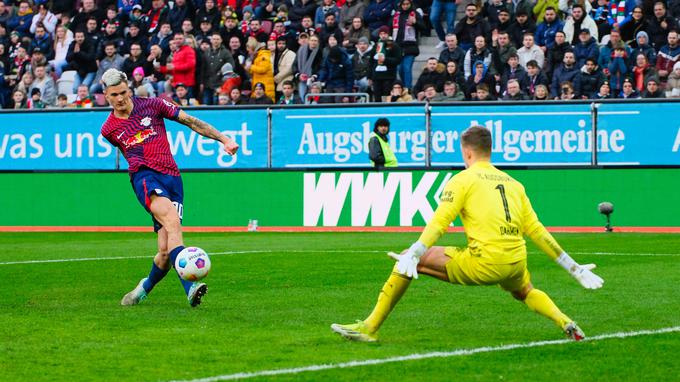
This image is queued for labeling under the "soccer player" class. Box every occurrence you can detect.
[332,126,604,342]
[99,69,239,307]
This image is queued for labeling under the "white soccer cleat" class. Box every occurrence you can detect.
[121,278,147,306]
[564,321,586,341]
[331,321,378,342]
[188,282,207,307]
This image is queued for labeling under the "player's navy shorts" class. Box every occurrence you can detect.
[131,168,184,232]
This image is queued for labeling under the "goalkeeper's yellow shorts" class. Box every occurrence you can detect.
[443,247,531,292]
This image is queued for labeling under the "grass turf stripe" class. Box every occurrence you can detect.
[2,250,680,266]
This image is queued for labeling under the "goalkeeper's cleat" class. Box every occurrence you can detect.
[331,321,378,342]
[121,278,148,306]
[188,282,207,307]
[564,321,586,341]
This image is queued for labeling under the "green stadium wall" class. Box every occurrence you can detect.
[0,169,678,228]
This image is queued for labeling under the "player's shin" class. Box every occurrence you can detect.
[523,288,572,329]
[169,245,193,295]
[364,265,412,333]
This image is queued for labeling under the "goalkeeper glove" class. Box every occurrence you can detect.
[556,252,604,289]
[387,241,427,279]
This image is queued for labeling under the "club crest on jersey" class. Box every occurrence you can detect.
[140,117,152,127]
[122,126,157,148]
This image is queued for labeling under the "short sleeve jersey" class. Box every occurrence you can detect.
[101,97,181,176]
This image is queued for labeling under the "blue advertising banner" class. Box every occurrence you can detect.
[0,107,268,170]
[431,104,595,166]
[596,102,680,165]
[1,101,679,170]
[0,110,116,170]
[271,106,427,167]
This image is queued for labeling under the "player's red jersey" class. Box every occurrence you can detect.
[101,97,181,176]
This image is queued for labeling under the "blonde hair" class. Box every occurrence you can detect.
[245,37,259,52]
[102,69,128,88]
[184,34,198,48]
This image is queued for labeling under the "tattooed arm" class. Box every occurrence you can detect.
[176,110,239,155]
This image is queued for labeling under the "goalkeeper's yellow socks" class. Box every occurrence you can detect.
[524,288,572,329]
[364,265,412,333]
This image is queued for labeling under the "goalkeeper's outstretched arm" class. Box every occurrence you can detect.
[522,194,604,290]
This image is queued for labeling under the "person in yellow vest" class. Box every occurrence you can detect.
[368,118,398,169]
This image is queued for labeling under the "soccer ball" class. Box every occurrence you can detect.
[175,247,211,281]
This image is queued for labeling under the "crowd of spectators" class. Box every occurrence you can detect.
[1,0,680,109]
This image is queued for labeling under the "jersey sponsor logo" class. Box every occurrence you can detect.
[116,131,125,139]
[440,190,454,203]
[140,117,152,127]
[122,126,157,148]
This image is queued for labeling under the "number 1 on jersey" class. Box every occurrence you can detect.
[495,184,512,223]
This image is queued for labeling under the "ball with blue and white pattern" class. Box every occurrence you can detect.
[175,247,211,281]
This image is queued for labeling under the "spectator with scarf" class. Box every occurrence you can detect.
[369,28,401,102]
[392,0,424,90]
[7,0,33,37]
[145,0,168,34]
[294,33,323,99]
[632,52,657,91]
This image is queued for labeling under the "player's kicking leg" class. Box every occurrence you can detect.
[149,194,207,307]
[332,247,450,342]
[511,283,585,341]
[122,195,206,307]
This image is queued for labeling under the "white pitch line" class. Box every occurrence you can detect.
[169,326,680,382]
[0,250,386,266]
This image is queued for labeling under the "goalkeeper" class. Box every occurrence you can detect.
[332,126,603,342]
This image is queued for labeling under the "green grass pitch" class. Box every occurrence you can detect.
[2,232,679,381]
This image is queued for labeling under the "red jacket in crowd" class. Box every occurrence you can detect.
[161,45,197,88]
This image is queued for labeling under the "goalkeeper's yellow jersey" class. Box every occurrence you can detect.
[418,161,564,264]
